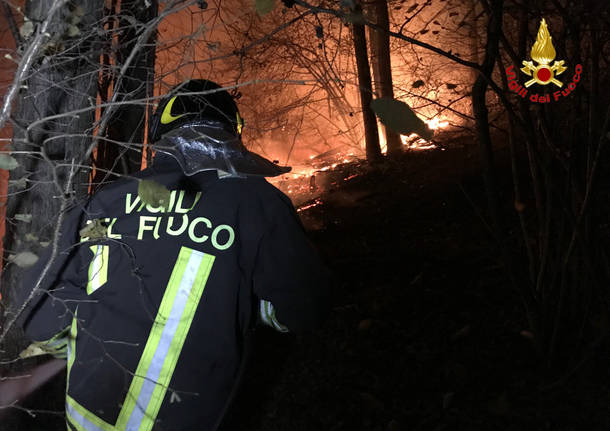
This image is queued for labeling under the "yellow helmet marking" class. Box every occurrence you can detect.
[160,96,186,125]
[236,112,243,134]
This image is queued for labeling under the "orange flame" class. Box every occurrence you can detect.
[425,117,449,130]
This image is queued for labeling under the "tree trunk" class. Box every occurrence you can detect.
[1,1,102,428]
[4,0,101,308]
[352,4,381,162]
[94,0,157,186]
[471,0,539,344]
[368,0,402,157]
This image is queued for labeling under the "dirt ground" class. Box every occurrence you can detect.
[227,136,610,431]
[6,135,610,430]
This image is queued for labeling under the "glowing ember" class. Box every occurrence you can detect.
[379,116,448,153]
[411,143,437,150]
[400,135,437,150]
[297,198,322,212]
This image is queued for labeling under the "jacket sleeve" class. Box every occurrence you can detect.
[252,186,330,333]
[14,204,87,350]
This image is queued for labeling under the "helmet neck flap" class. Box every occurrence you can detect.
[150,80,290,178]
[153,120,291,178]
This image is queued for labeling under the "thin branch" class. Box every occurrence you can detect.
[0,0,69,131]
[292,0,527,131]
[0,157,77,341]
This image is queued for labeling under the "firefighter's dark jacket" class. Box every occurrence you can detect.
[16,154,330,431]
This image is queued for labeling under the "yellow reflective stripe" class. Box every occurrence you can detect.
[31,341,68,358]
[259,300,289,332]
[66,395,114,431]
[115,246,215,431]
[236,112,243,134]
[114,247,192,429]
[66,309,114,431]
[67,309,78,388]
[87,245,109,295]
[144,250,214,427]
[65,248,214,431]
[29,325,71,357]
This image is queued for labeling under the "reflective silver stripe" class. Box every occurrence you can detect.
[87,245,109,294]
[90,245,104,292]
[66,402,104,431]
[260,300,270,326]
[125,250,204,429]
[259,300,289,332]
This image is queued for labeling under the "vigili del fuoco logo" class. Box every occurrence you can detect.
[505,18,582,103]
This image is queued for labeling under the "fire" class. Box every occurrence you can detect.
[425,117,449,130]
[269,148,361,200]
[272,116,450,199]
[378,116,448,153]
[297,198,322,212]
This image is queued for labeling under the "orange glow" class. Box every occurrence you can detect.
[297,198,322,212]
[400,135,437,151]
[378,127,388,154]
[425,117,449,130]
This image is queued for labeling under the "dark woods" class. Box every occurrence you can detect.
[0,0,609,429]
[473,0,609,376]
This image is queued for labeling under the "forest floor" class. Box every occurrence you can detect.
[228,134,610,431]
[7,133,610,431]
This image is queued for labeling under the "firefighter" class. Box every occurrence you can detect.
[11,79,329,430]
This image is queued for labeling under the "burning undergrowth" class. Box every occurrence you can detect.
[268,117,452,210]
[269,128,451,213]
[269,147,363,209]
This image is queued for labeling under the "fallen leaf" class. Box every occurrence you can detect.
[15,214,32,223]
[138,179,170,208]
[11,251,39,268]
[25,233,39,242]
[19,19,34,39]
[66,24,80,37]
[0,154,19,170]
[19,343,48,359]
[79,219,108,240]
[255,0,275,16]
